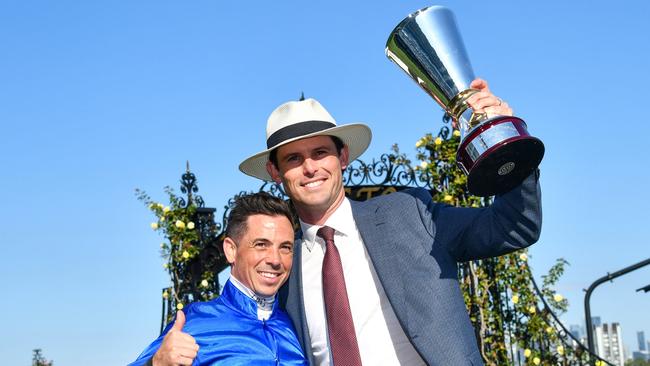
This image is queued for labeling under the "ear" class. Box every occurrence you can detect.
[339,144,350,170]
[266,160,283,184]
[223,237,237,265]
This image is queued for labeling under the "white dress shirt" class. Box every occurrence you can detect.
[300,198,425,366]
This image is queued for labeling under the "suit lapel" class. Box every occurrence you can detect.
[350,199,411,334]
[282,231,314,364]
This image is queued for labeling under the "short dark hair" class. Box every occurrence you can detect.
[225,192,295,242]
[268,135,345,169]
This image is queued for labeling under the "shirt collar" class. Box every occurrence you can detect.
[229,275,275,311]
[299,197,356,252]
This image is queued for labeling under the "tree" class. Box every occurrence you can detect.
[32,349,53,366]
[136,165,229,326]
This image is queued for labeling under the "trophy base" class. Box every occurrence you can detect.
[457,116,544,196]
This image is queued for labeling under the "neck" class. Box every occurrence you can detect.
[229,275,275,307]
[295,190,345,225]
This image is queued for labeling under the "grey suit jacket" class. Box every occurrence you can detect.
[279,171,542,366]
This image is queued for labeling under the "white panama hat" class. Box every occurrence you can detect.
[239,98,372,181]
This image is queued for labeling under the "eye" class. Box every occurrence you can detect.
[285,154,300,163]
[253,241,268,249]
[279,244,293,254]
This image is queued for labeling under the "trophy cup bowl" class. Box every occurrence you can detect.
[386,5,544,196]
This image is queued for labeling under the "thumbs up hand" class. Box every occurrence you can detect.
[171,310,187,331]
[152,311,199,366]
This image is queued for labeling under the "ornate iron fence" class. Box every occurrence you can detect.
[158,156,611,365]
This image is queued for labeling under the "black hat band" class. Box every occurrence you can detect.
[266,120,337,149]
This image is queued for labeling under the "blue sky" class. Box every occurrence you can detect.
[1,1,649,365]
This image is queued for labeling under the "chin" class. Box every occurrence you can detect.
[261,287,280,297]
[303,194,333,206]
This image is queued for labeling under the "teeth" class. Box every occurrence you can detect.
[305,180,323,188]
[259,272,280,278]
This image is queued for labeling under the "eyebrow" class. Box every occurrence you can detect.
[249,238,293,245]
[313,144,333,151]
[283,144,331,157]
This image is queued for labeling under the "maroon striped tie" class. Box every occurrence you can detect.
[317,226,363,366]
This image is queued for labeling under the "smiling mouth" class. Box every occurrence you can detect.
[303,179,325,188]
[258,271,281,279]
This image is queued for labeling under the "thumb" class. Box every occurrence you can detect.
[172,310,186,331]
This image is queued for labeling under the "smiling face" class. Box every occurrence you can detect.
[223,214,294,297]
[266,135,349,225]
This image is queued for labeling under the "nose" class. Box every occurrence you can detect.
[266,248,282,268]
[302,158,317,176]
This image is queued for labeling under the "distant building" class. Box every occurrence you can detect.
[594,323,625,366]
[633,351,649,361]
[640,331,647,351]
[592,316,602,327]
[570,324,585,340]
[632,331,650,361]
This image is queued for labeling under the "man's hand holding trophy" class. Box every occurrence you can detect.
[386,6,544,196]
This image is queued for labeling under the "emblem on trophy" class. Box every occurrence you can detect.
[386,6,544,196]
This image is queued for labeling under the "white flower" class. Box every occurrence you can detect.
[201,279,209,288]
[150,222,158,230]
[554,293,564,302]
[175,220,185,229]
[182,250,190,259]
[434,137,442,145]
[176,303,184,310]
[524,349,531,357]
[519,253,528,261]
[187,222,195,230]
[163,206,171,213]
[420,161,429,169]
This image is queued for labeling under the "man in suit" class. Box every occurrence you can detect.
[236,78,542,366]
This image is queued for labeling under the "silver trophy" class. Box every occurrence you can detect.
[386,5,544,196]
